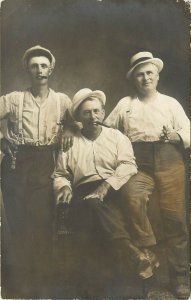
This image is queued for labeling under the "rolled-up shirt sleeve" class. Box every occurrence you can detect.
[105,130,137,190]
[0,94,12,140]
[170,99,190,149]
[53,151,73,193]
[0,94,12,120]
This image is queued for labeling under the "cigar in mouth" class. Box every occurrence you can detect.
[95,121,110,128]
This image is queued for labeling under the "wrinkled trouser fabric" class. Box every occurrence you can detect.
[1,147,55,290]
[123,142,189,282]
[65,181,143,279]
[67,180,131,242]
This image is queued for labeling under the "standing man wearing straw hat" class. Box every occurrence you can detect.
[105,52,190,298]
[54,88,161,292]
[0,45,72,297]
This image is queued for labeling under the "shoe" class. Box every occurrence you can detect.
[171,283,190,299]
[114,240,154,280]
[143,248,160,270]
[136,253,154,280]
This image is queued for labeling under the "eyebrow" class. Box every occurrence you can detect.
[136,70,154,75]
[30,63,49,66]
[84,109,100,112]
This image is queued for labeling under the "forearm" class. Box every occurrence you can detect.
[53,176,72,194]
[61,110,81,134]
[83,180,111,201]
[105,163,137,190]
[176,129,190,149]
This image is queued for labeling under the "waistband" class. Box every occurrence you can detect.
[18,143,58,151]
[132,141,165,145]
[132,141,182,149]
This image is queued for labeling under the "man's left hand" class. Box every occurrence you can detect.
[167,132,181,144]
[60,130,74,152]
[160,127,181,145]
[83,181,111,202]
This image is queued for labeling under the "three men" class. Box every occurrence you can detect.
[53,88,158,285]
[105,51,190,298]
[0,45,71,296]
[1,48,190,299]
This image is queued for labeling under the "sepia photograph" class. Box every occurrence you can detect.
[0,0,190,299]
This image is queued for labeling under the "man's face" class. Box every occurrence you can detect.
[133,62,159,94]
[27,56,52,84]
[78,98,105,129]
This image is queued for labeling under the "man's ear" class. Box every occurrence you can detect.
[102,109,105,119]
[48,67,53,76]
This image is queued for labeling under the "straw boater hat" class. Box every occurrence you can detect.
[71,88,106,120]
[22,45,56,70]
[126,51,164,79]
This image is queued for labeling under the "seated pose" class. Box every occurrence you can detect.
[105,52,190,299]
[53,88,159,283]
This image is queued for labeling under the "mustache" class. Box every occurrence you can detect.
[36,75,48,79]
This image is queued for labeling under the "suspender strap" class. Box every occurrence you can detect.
[17,92,25,144]
[46,91,61,145]
[56,92,61,130]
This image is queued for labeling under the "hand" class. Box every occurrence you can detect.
[160,126,171,142]
[60,131,74,152]
[55,186,73,205]
[160,126,181,144]
[83,181,111,202]
[1,138,18,157]
[167,132,181,144]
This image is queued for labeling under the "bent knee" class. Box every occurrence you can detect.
[121,186,150,207]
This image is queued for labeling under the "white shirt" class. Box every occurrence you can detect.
[0,88,71,145]
[54,127,137,192]
[105,92,190,148]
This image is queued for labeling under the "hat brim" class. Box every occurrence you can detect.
[71,90,106,120]
[126,58,163,79]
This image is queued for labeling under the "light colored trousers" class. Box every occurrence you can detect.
[121,142,189,283]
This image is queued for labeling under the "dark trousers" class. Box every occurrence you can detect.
[67,181,131,242]
[64,181,144,283]
[1,146,55,292]
[123,142,189,283]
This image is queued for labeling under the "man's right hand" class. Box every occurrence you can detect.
[55,186,73,205]
[1,138,18,157]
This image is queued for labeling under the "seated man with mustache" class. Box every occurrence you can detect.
[54,88,159,289]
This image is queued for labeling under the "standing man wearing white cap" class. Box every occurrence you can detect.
[54,88,161,290]
[0,45,72,296]
[105,52,190,298]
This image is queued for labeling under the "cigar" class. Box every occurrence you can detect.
[95,121,110,128]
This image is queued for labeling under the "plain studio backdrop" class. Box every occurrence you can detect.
[1,0,190,298]
[1,0,190,116]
